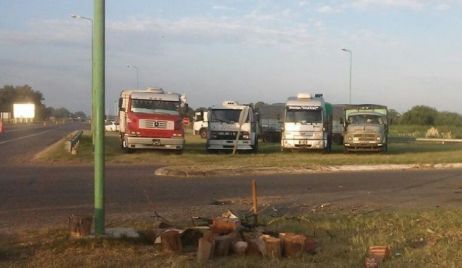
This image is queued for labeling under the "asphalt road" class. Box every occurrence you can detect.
[0,122,86,165]
[1,123,461,232]
[1,165,462,232]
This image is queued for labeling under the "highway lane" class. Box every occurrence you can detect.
[0,122,87,165]
[0,164,461,231]
[1,122,461,231]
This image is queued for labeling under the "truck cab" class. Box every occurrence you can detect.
[206,101,258,152]
[118,87,187,152]
[343,104,388,152]
[193,110,208,139]
[281,93,332,152]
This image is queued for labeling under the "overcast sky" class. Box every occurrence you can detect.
[1,0,461,115]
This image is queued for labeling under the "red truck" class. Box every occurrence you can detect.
[118,87,187,153]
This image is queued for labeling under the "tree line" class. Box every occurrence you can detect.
[389,106,462,126]
[0,85,86,120]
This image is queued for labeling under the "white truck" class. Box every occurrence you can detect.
[281,93,333,152]
[193,110,208,139]
[118,87,187,152]
[206,101,259,152]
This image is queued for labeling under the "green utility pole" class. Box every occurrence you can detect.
[94,0,105,235]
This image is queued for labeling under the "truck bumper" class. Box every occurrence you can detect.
[125,136,184,150]
[207,139,254,150]
[344,142,385,152]
[282,138,327,150]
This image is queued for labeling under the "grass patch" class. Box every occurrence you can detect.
[35,129,462,168]
[390,124,462,139]
[2,209,462,267]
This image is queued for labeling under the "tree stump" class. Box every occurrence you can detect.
[68,215,92,238]
[261,235,282,258]
[160,229,182,253]
[280,233,306,257]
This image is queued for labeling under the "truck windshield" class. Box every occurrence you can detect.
[348,114,384,125]
[285,109,322,124]
[131,99,179,115]
[210,109,248,123]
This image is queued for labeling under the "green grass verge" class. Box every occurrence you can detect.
[35,130,462,168]
[2,209,462,267]
[390,124,462,138]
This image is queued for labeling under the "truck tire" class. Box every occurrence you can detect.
[120,138,134,153]
[252,139,259,153]
[199,128,208,139]
[382,143,388,153]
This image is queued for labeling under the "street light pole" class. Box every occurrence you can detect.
[71,14,95,143]
[126,64,139,88]
[93,0,106,235]
[342,48,352,104]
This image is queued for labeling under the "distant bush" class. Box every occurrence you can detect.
[399,105,462,126]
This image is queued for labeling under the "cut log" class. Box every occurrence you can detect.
[197,237,215,263]
[160,229,182,253]
[246,237,265,256]
[68,215,92,238]
[211,217,240,235]
[261,235,282,258]
[214,234,232,257]
[305,237,317,254]
[280,233,306,258]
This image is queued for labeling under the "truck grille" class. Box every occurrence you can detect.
[353,133,376,141]
[139,119,174,130]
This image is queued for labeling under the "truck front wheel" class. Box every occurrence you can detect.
[120,138,134,153]
[199,128,208,139]
[252,139,259,153]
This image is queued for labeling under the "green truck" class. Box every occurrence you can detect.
[343,104,388,152]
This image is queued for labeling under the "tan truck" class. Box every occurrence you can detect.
[343,104,388,152]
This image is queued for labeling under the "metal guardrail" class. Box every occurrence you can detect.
[389,136,462,143]
[388,136,416,143]
[64,130,84,154]
[416,138,462,143]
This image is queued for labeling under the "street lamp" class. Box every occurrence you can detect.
[71,14,95,143]
[341,48,352,104]
[126,64,140,88]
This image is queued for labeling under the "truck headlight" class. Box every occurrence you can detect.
[376,136,381,141]
[348,136,353,141]
[241,131,250,140]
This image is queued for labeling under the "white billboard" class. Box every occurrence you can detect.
[13,103,35,119]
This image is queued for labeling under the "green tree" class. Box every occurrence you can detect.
[400,105,438,125]
[52,107,72,118]
[388,109,401,125]
[436,111,462,126]
[0,84,47,120]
